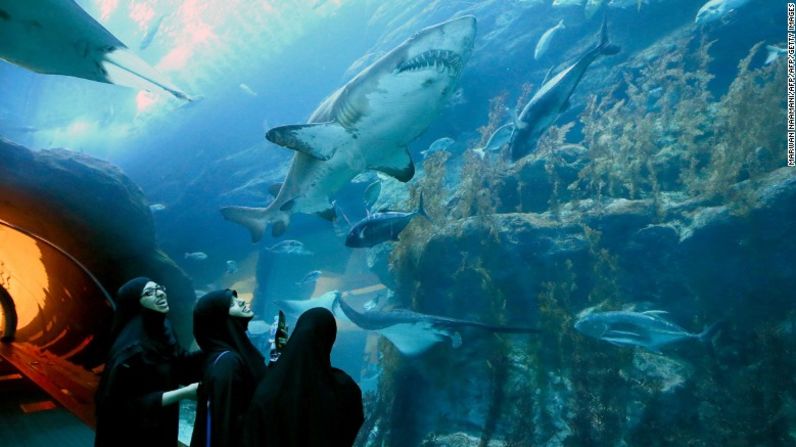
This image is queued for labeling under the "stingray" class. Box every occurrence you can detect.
[278,291,540,356]
[0,0,188,99]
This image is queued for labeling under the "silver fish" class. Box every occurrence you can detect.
[266,240,313,256]
[184,251,208,261]
[574,309,717,352]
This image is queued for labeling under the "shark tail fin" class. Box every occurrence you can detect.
[416,192,431,222]
[220,206,271,242]
[597,14,620,56]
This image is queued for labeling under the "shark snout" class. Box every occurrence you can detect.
[410,15,476,59]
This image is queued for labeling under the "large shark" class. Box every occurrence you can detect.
[508,16,619,161]
[0,0,188,99]
[277,291,539,357]
[221,16,477,241]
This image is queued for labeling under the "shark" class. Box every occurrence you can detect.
[0,0,188,99]
[508,16,619,161]
[277,291,540,357]
[221,16,476,241]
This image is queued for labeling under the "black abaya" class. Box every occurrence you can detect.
[241,307,364,447]
[94,277,201,447]
[191,289,267,447]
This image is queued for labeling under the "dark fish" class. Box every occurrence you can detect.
[509,16,619,161]
[345,194,430,248]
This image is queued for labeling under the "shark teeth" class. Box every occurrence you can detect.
[396,50,463,75]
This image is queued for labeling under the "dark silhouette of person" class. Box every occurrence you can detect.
[94,277,201,447]
[191,289,267,447]
[241,307,364,447]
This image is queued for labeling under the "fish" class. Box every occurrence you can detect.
[482,123,515,154]
[765,45,786,65]
[364,180,381,209]
[277,291,539,356]
[265,239,314,256]
[534,19,565,61]
[345,193,430,248]
[149,203,166,212]
[239,83,258,97]
[0,0,189,99]
[220,16,476,241]
[139,14,166,51]
[695,0,751,25]
[552,0,586,7]
[333,292,538,356]
[509,16,619,161]
[420,137,455,158]
[225,260,239,275]
[574,309,718,352]
[184,251,208,261]
[296,270,322,285]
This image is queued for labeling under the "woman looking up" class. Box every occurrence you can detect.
[191,289,267,447]
[94,276,201,447]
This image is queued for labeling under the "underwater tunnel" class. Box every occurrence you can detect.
[0,138,198,429]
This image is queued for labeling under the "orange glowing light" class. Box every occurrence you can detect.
[0,226,49,329]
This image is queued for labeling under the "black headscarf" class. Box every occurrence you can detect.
[242,307,364,447]
[193,289,267,380]
[107,276,178,364]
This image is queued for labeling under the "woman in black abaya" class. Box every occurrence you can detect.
[191,289,267,447]
[94,277,201,447]
[242,307,364,447]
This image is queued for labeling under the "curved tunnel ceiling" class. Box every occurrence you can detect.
[0,218,114,366]
[0,138,199,427]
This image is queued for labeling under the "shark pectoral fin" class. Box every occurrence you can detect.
[642,310,669,318]
[265,122,350,161]
[220,206,268,242]
[370,148,415,182]
[268,183,283,197]
[102,48,189,99]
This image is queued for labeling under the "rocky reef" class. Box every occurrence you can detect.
[359,30,793,447]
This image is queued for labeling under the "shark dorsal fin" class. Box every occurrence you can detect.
[265,122,351,161]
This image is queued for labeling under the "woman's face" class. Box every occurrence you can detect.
[229,294,253,318]
[139,281,169,313]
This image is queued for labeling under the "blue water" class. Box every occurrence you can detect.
[0,0,790,445]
